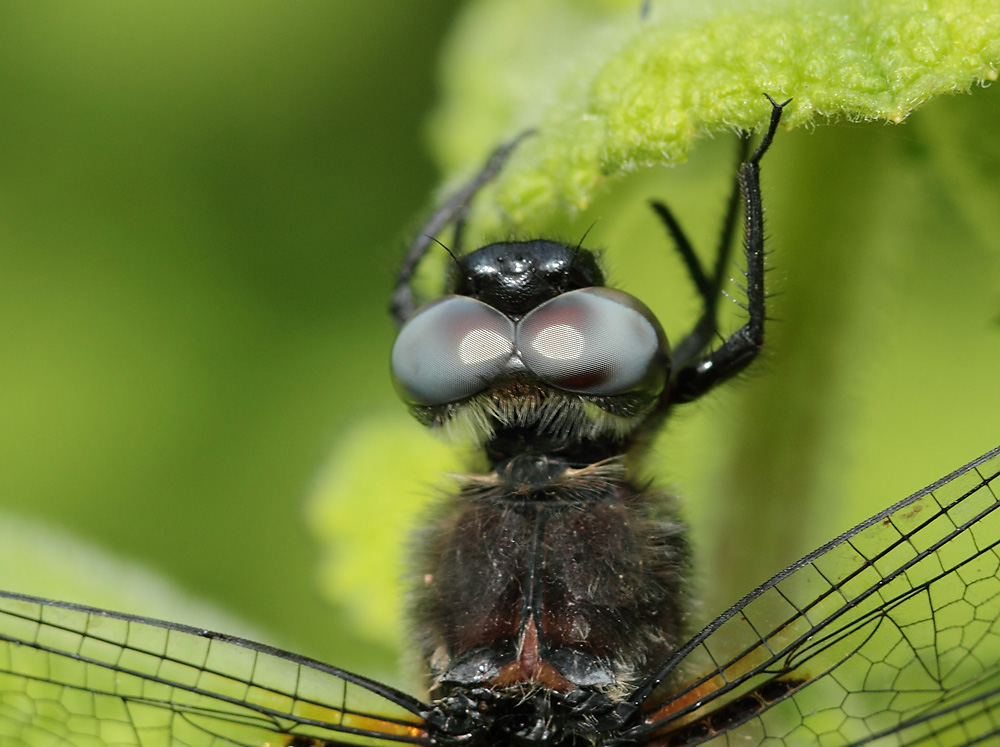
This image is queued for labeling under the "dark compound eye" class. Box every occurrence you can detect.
[517,288,668,396]
[391,295,516,405]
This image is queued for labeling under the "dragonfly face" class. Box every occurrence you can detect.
[2,96,1000,746]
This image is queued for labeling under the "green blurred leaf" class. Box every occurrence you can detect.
[306,413,459,650]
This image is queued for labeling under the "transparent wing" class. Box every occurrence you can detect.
[0,592,431,747]
[627,446,1000,746]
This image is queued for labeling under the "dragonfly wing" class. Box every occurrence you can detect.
[627,446,1000,746]
[0,592,431,747]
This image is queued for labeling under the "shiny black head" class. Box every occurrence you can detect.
[453,240,604,317]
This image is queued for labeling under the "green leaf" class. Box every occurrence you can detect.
[428,0,1000,232]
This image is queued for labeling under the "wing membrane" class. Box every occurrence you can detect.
[0,592,431,747]
[628,446,1000,746]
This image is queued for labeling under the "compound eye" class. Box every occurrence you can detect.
[391,296,516,405]
[518,288,668,395]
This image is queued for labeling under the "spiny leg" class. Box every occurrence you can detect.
[649,136,751,369]
[390,130,533,327]
[673,95,789,404]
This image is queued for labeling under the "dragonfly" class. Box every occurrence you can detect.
[3,97,1000,745]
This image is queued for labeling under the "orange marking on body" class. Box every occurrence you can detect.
[490,616,576,692]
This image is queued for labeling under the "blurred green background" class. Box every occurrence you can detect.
[0,2,463,677]
[0,0,998,697]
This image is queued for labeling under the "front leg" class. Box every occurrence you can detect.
[649,135,749,370]
[389,130,533,327]
[673,95,789,404]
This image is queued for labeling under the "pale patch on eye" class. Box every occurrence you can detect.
[531,324,585,360]
[459,328,511,365]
